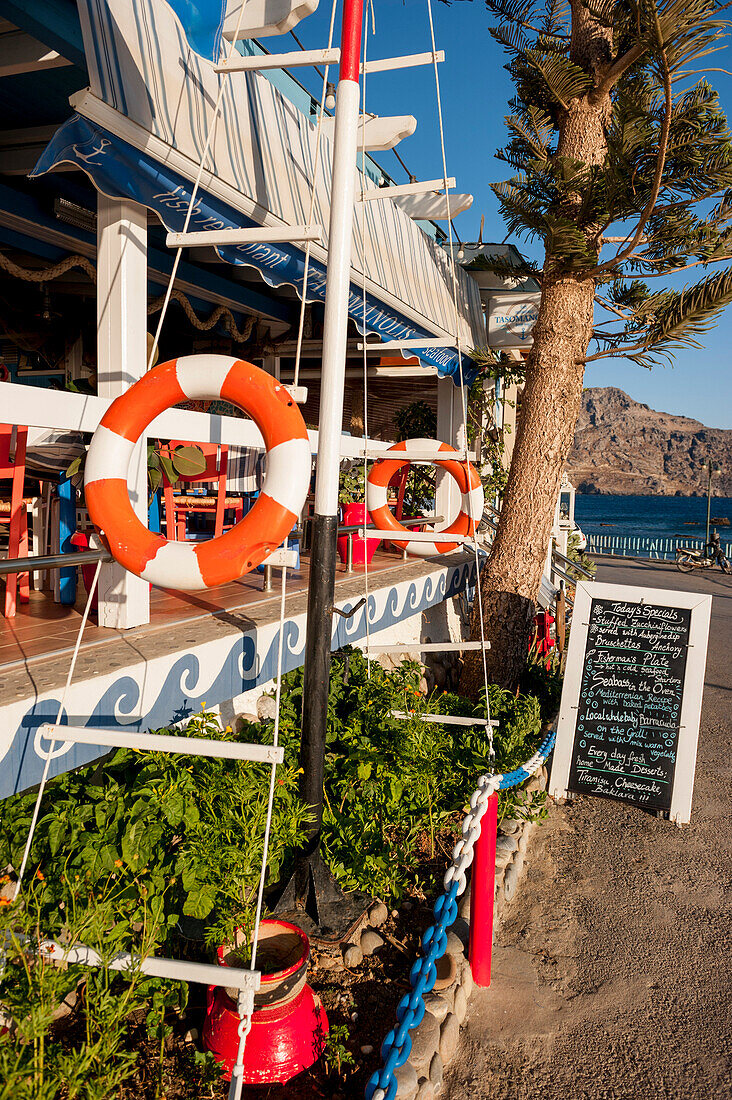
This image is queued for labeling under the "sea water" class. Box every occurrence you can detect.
[574,495,732,544]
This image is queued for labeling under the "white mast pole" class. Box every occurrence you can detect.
[300,0,365,858]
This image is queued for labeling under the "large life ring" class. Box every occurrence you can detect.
[84,355,311,591]
[366,438,484,558]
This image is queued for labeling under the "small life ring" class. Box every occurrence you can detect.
[84,355,311,590]
[366,438,484,558]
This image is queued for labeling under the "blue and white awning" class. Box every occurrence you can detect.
[32,0,484,384]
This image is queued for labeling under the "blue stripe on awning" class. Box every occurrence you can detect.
[32,114,478,385]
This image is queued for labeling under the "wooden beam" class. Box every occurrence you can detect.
[0,29,72,77]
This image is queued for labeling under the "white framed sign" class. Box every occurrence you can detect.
[487,292,540,347]
[549,581,712,825]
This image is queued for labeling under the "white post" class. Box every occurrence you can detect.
[436,376,465,527]
[96,196,150,628]
[263,354,281,380]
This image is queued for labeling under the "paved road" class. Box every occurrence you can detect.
[445,558,732,1100]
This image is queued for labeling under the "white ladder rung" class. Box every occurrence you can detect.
[261,547,299,569]
[367,641,490,653]
[359,530,474,544]
[359,178,455,202]
[284,384,308,404]
[391,711,499,728]
[38,724,284,764]
[166,226,323,248]
[358,338,454,352]
[215,47,341,73]
[362,50,445,74]
[38,939,261,991]
[358,447,475,462]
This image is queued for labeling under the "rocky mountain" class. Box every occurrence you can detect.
[566,387,732,496]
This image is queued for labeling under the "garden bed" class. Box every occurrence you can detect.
[0,648,560,1097]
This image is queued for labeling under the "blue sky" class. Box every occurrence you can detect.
[292,0,732,428]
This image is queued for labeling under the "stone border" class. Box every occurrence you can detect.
[382,764,549,1099]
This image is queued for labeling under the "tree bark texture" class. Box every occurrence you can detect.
[461,5,613,694]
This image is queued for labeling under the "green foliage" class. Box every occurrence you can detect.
[0,875,176,1099]
[481,0,732,368]
[265,650,550,902]
[67,443,207,499]
[391,401,439,516]
[0,707,311,950]
[322,1023,356,1079]
[338,460,366,504]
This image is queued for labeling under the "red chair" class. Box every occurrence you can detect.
[0,425,31,617]
[160,441,244,541]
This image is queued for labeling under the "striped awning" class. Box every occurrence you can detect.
[32,0,484,384]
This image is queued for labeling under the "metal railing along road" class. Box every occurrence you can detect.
[586,532,732,560]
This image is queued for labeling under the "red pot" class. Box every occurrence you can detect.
[203,919,328,1085]
[337,501,381,568]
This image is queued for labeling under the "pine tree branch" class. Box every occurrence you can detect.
[591,42,649,101]
[589,17,673,281]
[594,295,633,320]
[622,254,732,276]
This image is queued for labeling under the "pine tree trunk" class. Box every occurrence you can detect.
[461,5,613,695]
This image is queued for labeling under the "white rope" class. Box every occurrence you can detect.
[425,0,493,750]
[228,553,290,1100]
[13,560,103,897]
[147,3,249,371]
[293,0,340,389]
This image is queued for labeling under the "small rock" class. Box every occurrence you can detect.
[391,909,400,919]
[184,1028,199,1042]
[450,917,469,949]
[453,984,468,1024]
[316,953,341,971]
[495,849,512,872]
[408,1011,441,1075]
[499,818,521,835]
[424,993,451,1023]
[369,901,389,928]
[460,958,474,999]
[439,1013,460,1064]
[256,694,277,721]
[525,772,546,793]
[361,1043,374,1055]
[445,930,465,958]
[503,852,525,901]
[496,834,518,854]
[429,1051,444,1089]
[419,676,429,695]
[360,929,384,956]
[235,712,260,729]
[394,1060,419,1099]
[402,900,413,911]
[518,823,534,854]
[457,884,471,919]
[341,943,363,968]
[416,1079,435,1100]
[432,951,457,991]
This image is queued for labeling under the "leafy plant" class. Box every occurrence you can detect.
[392,401,438,516]
[0,873,173,1100]
[322,1023,356,1079]
[66,443,207,500]
[338,460,366,504]
[0,708,311,951]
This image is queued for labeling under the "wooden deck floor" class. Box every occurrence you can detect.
[0,550,406,673]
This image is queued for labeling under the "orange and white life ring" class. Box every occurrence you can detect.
[366,438,484,558]
[85,355,311,590]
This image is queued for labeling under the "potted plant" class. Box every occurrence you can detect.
[337,461,381,568]
[203,918,328,1085]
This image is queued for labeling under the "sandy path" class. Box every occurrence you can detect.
[444,559,732,1100]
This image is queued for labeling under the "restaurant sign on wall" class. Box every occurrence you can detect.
[487,292,541,348]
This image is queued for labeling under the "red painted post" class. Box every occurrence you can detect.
[469,791,498,986]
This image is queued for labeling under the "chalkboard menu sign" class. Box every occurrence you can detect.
[550,582,712,824]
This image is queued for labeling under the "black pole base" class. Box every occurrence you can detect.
[274,850,372,945]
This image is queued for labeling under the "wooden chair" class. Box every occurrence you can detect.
[160,441,244,541]
[0,424,31,617]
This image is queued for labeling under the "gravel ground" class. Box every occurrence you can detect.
[444,559,732,1100]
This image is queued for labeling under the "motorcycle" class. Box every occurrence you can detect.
[675,547,731,574]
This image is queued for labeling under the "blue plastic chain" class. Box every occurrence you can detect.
[365,731,556,1100]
